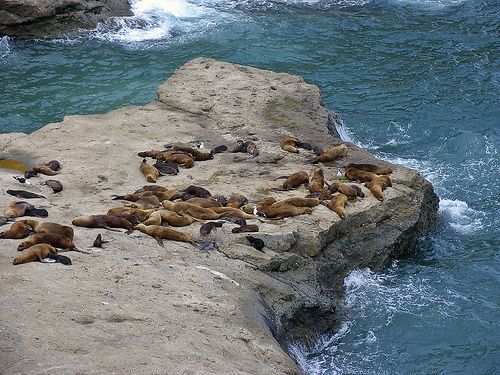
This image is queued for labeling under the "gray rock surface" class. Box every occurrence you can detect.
[0,57,439,374]
[0,0,132,38]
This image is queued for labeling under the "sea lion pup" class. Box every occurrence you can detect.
[365,176,390,201]
[0,221,32,239]
[45,160,61,171]
[212,145,228,154]
[13,243,58,265]
[226,215,247,226]
[113,191,154,202]
[258,204,313,220]
[345,167,379,183]
[350,185,365,198]
[153,160,179,175]
[230,140,245,153]
[162,200,224,220]
[311,144,348,163]
[17,233,80,252]
[107,207,154,222]
[129,195,161,210]
[282,170,310,190]
[328,193,348,219]
[272,197,321,208]
[93,233,108,247]
[5,201,48,218]
[200,221,223,236]
[137,150,164,158]
[7,190,46,199]
[308,168,330,195]
[232,224,259,233]
[0,216,9,226]
[226,194,248,209]
[346,163,393,175]
[184,185,213,199]
[22,219,75,240]
[156,151,195,168]
[247,236,265,251]
[136,223,196,246]
[280,136,300,153]
[211,207,261,221]
[33,166,58,176]
[186,197,223,208]
[136,185,169,193]
[47,253,72,265]
[24,170,37,179]
[171,146,214,161]
[157,210,197,227]
[337,184,358,200]
[326,181,339,194]
[43,179,63,193]
[72,215,134,233]
[245,141,260,157]
[140,159,160,183]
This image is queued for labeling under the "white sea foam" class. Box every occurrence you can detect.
[0,36,11,59]
[438,199,484,234]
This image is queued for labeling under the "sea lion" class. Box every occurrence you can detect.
[171,146,214,161]
[345,168,379,183]
[45,160,61,171]
[346,163,393,175]
[17,233,80,252]
[226,194,248,208]
[140,159,160,183]
[226,215,247,226]
[337,184,358,200]
[0,216,9,226]
[162,200,224,220]
[232,224,259,233]
[93,234,108,247]
[247,236,265,251]
[327,182,339,194]
[129,195,161,210]
[211,207,260,221]
[136,223,196,246]
[365,176,390,201]
[0,221,32,239]
[184,185,213,199]
[153,160,179,175]
[22,219,75,240]
[5,201,48,218]
[43,179,63,193]
[156,151,195,168]
[136,185,169,193]
[272,197,321,208]
[24,170,37,178]
[280,136,300,153]
[200,221,223,236]
[308,168,329,195]
[72,215,134,233]
[350,185,365,198]
[282,170,309,190]
[186,197,223,208]
[113,191,154,202]
[328,193,348,219]
[7,190,46,199]
[137,150,163,158]
[33,166,58,176]
[258,204,313,220]
[158,210,197,227]
[140,210,163,226]
[311,144,348,163]
[212,145,228,154]
[47,253,72,265]
[107,207,154,221]
[245,142,259,157]
[230,140,245,153]
[13,243,58,265]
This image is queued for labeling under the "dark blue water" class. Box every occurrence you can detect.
[1,1,499,373]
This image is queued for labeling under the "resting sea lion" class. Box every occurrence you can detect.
[137,150,163,158]
[280,137,300,153]
[47,253,72,265]
[350,185,365,198]
[22,219,74,240]
[200,221,223,236]
[232,224,259,233]
[153,160,179,175]
[136,185,168,193]
[17,233,81,252]
[247,236,265,251]
[345,168,378,183]
[327,182,339,194]
[72,215,134,233]
[158,210,197,227]
[162,200,224,220]
[7,190,46,199]
[171,146,213,161]
[0,216,9,226]
[93,234,108,247]
[136,223,196,246]
[186,197,223,208]
[258,204,313,220]
[0,221,32,239]
[226,215,247,226]
[328,194,348,219]
[282,170,309,190]
[365,176,390,201]
[129,195,161,210]
[308,168,330,196]
[311,144,347,163]
[212,145,228,154]
[13,243,57,265]
[107,207,154,222]
[226,194,248,208]
[140,210,163,226]
[184,185,213,199]
[43,179,63,193]
[140,159,159,183]
[337,184,358,200]
[33,166,58,176]
[5,201,48,218]
[45,160,61,171]
[346,163,393,175]
[156,151,195,168]
[211,207,260,221]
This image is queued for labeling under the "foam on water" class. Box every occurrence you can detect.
[438,199,484,234]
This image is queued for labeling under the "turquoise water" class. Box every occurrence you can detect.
[1,0,499,373]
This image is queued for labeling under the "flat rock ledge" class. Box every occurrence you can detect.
[0,57,439,374]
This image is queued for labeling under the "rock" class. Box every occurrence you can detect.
[0,0,132,38]
[0,58,438,374]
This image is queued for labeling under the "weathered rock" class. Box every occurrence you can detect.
[0,57,438,374]
[0,0,132,38]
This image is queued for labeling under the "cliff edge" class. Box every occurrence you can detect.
[0,58,439,374]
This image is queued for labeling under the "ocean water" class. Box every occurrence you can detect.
[1,0,499,373]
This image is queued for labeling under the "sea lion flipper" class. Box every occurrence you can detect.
[154,235,164,247]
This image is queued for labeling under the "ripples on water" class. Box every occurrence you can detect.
[1,0,499,374]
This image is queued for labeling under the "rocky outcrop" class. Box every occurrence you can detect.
[0,0,132,38]
[0,58,438,374]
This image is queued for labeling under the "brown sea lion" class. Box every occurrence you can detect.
[156,151,195,168]
[46,253,72,265]
[162,200,227,220]
[153,160,179,175]
[24,170,37,179]
[280,136,300,153]
[136,185,169,193]
[140,210,163,226]
[200,221,223,236]
[186,197,223,208]
[129,195,161,210]
[282,170,310,190]
[107,207,154,221]
[337,184,358,200]
[5,201,48,218]
[226,194,248,208]
[72,215,134,233]
[171,146,213,161]
[140,159,160,183]
[327,182,339,194]
[33,166,58,176]
[245,142,259,158]
[350,185,365,198]
[365,176,390,201]
[258,204,313,220]
[43,179,63,193]
[158,210,197,227]
[226,215,247,226]
[17,233,85,253]
[272,197,321,208]
[311,144,348,163]
[7,190,46,199]
[45,160,61,171]
[0,221,32,239]
[328,194,348,219]
[232,224,259,233]
[345,168,379,183]
[13,243,58,265]
[0,216,9,226]
[346,163,393,175]
[184,185,213,199]
[230,140,245,153]
[93,234,108,247]
[137,150,163,158]
[136,223,196,246]
[113,191,154,202]
[211,207,260,221]
[22,219,74,240]
[308,168,330,195]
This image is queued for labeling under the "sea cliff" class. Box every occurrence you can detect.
[0,58,439,374]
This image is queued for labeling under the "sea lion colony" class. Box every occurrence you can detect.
[1,137,393,266]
